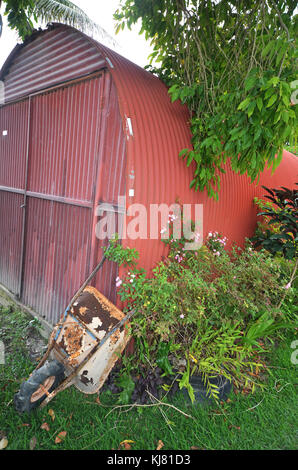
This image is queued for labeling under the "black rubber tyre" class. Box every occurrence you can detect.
[14,360,65,413]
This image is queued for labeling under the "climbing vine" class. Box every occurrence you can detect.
[115,0,298,199]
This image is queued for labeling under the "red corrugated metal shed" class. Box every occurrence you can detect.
[0,24,297,326]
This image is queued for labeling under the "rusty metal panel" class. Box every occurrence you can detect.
[27,76,103,202]
[1,26,106,104]
[0,100,28,189]
[0,191,23,294]
[21,197,94,325]
[19,75,105,325]
[89,71,127,304]
[0,100,28,294]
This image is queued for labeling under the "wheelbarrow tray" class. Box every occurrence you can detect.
[15,286,132,412]
[51,285,131,395]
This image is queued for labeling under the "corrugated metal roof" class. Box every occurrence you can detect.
[0,25,106,103]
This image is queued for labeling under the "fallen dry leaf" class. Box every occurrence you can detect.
[0,437,8,450]
[55,431,67,444]
[40,422,50,432]
[48,409,55,422]
[29,436,37,450]
[190,446,200,450]
[119,439,135,450]
[156,440,164,451]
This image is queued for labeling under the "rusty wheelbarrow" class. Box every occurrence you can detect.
[14,250,134,413]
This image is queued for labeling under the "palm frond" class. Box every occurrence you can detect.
[33,0,116,45]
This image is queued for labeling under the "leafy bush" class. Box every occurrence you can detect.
[105,220,296,403]
[252,184,297,259]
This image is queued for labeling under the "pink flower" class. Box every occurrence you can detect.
[180,314,184,319]
[115,276,122,287]
[284,282,291,290]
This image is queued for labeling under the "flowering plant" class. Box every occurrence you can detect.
[104,220,296,403]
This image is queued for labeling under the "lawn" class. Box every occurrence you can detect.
[0,304,297,451]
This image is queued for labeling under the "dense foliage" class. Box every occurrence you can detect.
[252,184,298,260]
[115,1,298,199]
[105,221,297,403]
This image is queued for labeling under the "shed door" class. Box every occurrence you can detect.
[21,75,104,324]
[0,100,29,294]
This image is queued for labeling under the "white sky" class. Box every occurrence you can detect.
[0,0,153,69]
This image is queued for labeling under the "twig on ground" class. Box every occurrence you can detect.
[103,398,194,420]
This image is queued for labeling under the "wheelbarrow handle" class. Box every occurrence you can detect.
[64,244,110,314]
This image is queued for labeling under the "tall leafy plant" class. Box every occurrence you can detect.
[252,184,297,260]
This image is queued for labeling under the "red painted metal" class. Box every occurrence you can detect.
[0,24,297,326]
[0,191,24,294]
[0,100,28,188]
[95,40,298,274]
[1,26,105,103]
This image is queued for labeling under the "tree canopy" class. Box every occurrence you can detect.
[115,1,298,199]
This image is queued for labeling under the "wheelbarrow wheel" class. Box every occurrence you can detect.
[14,360,65,413]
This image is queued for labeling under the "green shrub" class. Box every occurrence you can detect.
[105,226,297,402]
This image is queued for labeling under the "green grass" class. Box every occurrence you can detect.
[0,305,297,450]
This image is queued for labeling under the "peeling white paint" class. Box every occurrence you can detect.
[90,317,103,331]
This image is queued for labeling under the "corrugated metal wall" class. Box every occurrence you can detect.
[0,27,127,325]
[0,100,28,294]
[20,76,103,323]
[97,41,298,274]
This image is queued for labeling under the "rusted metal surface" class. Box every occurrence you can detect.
[55,314,97,368]
[70,286,124,338]
[0,99,28,188]
[42,286,132,398]
[68,287,131,394]
[51,285,130,390]
[0,26,106,104]
[0,191,24,294]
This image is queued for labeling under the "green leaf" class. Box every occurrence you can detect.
[116,373,135,404]
[245,76,257,92]
[266,94,277,108]
[238,97,251,111]
[282,110,289,123]
[256,97,263,112]
[156,342,173,375]
[247,101,256,118]
[261,40,276,58]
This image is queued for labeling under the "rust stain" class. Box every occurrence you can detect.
[84,286,124,321]
[70,286,125,340]
[62,323,83,356]
[80,370,94,385]
[79,306,88,315]
[110,330,120,345]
